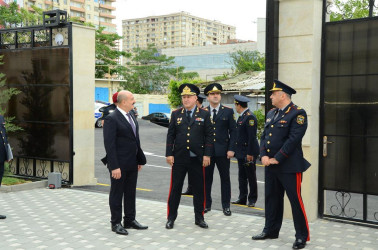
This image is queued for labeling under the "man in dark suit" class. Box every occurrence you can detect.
[252,80,310,250]
[0,114,10,219]
[232,95,259,207]
[182,93,207,196]
[166,83,213,229]
[103,90,148,235]
[203,83,236,216]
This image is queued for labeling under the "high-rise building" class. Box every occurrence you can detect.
[11,0,116,33]
[122,12,236,53]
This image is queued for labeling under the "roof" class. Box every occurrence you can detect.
[202,71,265,93]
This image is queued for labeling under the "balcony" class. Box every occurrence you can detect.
[99,4,116,10]
[100,21,116,27]
[99,12,116,19]
[70,6,85,13]
[28,7,35,12]
[71,0,85,3]
[45,0,52,4]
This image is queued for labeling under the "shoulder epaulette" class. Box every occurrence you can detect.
[172,107,183,113]
[201,107,209,111]
[291,104,302,110]
[246,112,251,116]
[222,105,232,109]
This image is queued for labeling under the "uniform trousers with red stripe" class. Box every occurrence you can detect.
[167,157,205,222]
[263,170,310,242]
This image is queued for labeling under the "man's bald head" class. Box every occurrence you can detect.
[117,90,135,112]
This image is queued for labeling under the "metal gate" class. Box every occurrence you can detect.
[319,1,378,225]
[0,11,73,184]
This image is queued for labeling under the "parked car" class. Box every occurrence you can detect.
[149,113,171,128]
[95,102,107,128]
[95,103,116,128]
[142,112,164,120]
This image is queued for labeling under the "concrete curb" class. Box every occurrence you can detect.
[0,180,48,193]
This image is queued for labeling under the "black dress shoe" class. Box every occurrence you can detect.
[292,239,306,249]
[231,199,246,205]
[165,220,174,229]
[252,232,279,240]
[124,220,148,230]
[111,223,128,235]
[248,202,256,207]
[223,208,232,216]
[181,187,193,195]
[0,215,6,219]
[195,219,208,229]
[204,207,211,213]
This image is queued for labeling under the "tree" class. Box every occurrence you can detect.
[95,27,129,79]
[330,0,371,21]
[0,56,22,132]
[228,50,265,74]
[121,44,199,94]
[0,2,43,28]
[167,79,202,108]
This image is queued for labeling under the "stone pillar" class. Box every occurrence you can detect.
[72,24,97,186]
[278,0,323,221]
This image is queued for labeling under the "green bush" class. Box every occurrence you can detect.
[253,109,265,139]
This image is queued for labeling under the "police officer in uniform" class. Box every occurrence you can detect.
[182,93,207,196]
[0,114,11,219]
[203,83,236,216]
[231,95,259,207]
[166,84,214,229]
[252,80,310,250]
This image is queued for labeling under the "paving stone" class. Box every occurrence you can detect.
[0,188,377,249]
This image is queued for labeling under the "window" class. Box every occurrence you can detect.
[87,14,91,19]
[86,4,91,10]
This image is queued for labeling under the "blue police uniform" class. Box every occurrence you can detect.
[0,115,10,186]
[233,95,259,206]
[253,80,310,248]
[203,83,237,214]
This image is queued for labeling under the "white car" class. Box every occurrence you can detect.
[95,102,107,128]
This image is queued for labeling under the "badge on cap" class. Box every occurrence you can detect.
[296,115,305,125]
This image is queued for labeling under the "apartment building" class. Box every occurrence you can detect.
[122,12,236,53]
[6,0,116,33]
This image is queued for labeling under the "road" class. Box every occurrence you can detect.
[88,119,266,217]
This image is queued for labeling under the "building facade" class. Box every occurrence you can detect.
[5,0,116,33]
[162,41,257,81]
[122,12,236,53]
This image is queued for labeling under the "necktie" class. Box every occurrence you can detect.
[212,109,217,120]
[126,113,136,136]
[186,110,192,122]
[274,109,282,121]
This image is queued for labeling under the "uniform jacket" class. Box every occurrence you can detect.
[205,104,237,157]
[234,109,260,159]
[103,109,146,171]
[0,115,10,161]
[166,106,214,163]
[260,102,311,173]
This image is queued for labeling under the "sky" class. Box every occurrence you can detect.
[114,0,267,41]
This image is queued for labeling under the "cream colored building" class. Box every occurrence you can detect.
[122,12,236,53]
[20,0,116,33]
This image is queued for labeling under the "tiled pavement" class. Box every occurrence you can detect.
[0,188,378,250]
